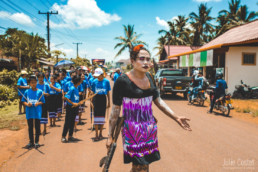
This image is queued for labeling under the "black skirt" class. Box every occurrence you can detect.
[47,94,57,112]
[56,93,63,113]
[93,94,106,125]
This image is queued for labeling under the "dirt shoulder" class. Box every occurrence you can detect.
[0,103,27,168]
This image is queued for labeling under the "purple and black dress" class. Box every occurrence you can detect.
[113,73,160,165]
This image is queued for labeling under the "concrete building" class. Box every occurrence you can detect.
[165,19,258,93]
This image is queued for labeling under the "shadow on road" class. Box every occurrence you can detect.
[161,94,187,101]
[213,111,232,118]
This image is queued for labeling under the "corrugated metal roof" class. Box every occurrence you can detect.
[202,19,258,49]
[164,45,193,56]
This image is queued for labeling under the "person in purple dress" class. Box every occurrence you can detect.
[107,45,192,172]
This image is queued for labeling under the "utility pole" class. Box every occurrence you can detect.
[73,42,82,58]
[38,11,58,58]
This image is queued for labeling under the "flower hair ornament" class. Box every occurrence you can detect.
[133,44,144,52]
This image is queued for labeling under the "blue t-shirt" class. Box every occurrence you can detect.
[22,89,45,119]
[17,77,28,96]
[91,78,111,95]
[65,86,79,105]
[113,72,121,82]
[82,79,89,90]
[216,79,228,95]
[55,82,62,95]
[64,81,74,93]
[44,76,50,83]
[89,78,96,89]
[60,79,67,90]
[88,73,93,80]
[36,82,50,98]
[48,82,61,95]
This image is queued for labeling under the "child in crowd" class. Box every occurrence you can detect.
[61,75,81,142]
[17,70,30,114]
[48,75,61,127]
[22,75,45,148]
[36,73,50,135]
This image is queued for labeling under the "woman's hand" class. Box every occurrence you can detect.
[176,117,192,131]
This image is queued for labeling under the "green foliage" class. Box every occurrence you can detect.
[114,24,147,58]
[0,69,19,86]
[71,56,91,67]
[0,84,17,103]
[0,28,48,70]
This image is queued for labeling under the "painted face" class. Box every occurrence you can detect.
[132,49,151,73]
[29,80,37,89]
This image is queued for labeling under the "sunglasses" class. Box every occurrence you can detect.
[137,56,151,62]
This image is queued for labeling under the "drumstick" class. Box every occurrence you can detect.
[17,88,29,103]
[35,92,44,104]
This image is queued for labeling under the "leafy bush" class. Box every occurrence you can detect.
[0,84,17,102]
[0,69,19,86]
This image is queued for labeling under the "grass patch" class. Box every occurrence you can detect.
[232,99,258,118]
[0,102,25,130]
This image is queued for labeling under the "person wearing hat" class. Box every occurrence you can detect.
[17,70,30,114]
[113,68,121,83]
[91,68,111,141]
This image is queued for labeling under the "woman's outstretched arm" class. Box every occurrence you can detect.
[154,97,192,131]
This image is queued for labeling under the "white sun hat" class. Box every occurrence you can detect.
[93,68,104,77]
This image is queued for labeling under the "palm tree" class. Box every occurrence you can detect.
[189,3,214,46]
[159,21,187,45]
[174,15,191,44]
[216,1,257,36]
[219,0,241,20]
[235,5,256,23]
[153,36,166,60]
[114,24,147,58]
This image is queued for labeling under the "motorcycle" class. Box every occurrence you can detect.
[188,87,206,106]
[232,80,258,99]
[209,86,232,116]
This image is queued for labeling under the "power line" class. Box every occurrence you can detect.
[39,0,50,10]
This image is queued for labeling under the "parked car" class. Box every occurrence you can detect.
[154,69,192,98]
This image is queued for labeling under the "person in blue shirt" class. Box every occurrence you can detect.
[61,75,81,143]
[91,68,111,141]
[44,70,51,83]
[48,75,62,127]
[209,72,228,113]
[113,68,121,83]
[36,73,50,135]
[17,70,30,114]
[55,73,63,121]
[192,71,204,100]
[22,75,45,149]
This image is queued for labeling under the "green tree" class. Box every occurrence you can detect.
[114,24,147,58]
[189,3,214,46]
[0,28,48,70]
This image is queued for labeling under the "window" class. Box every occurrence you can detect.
[242,53,256,66]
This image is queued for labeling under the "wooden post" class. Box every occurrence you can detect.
[203,66,206,78]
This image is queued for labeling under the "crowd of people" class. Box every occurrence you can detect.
[17,65,114,148]
[16,44,192,172]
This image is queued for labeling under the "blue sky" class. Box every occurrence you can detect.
[0,0,257,62]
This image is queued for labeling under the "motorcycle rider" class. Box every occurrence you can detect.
[192,71,204,101]
[208,72,228,113]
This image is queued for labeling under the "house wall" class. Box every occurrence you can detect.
[225,46,258,93]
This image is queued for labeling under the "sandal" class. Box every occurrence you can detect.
[93,137,100,142]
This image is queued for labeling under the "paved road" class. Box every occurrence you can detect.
[1,93,258,172]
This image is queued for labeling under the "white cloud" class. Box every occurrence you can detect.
[155,17,169,29]
[0,11,34,26]
[193,0,221,2]
[51,0,121,29]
